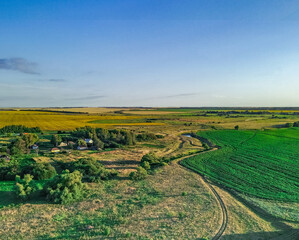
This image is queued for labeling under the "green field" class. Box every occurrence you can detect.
[182,128,299,202]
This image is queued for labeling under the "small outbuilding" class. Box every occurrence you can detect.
[58,142,68,147]
[85,139,93,144]
[31,144,39,150]
[51,148,60,153]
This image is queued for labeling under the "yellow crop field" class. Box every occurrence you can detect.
[0,111,164,131]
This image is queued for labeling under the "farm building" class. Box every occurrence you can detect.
[77,146,88,150]
[51,148,60,153]
[31,144,38,150]
[58,142,68,147]
[85,139,93,144]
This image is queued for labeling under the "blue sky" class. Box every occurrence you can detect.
[0,0,299,107]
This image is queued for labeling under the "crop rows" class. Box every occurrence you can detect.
[182,128,299,202]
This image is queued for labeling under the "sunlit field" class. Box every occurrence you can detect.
[0,111,164,131]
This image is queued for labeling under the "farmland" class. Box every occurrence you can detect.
[0,111,163,130]
[0,108,298,239]
[181,128,299,202]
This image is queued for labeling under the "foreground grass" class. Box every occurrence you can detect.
[0,162,221,240]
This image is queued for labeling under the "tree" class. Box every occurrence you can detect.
[141,161,151,171]
[202,143,209,150]
[129,167,147,181]
[285,122,293,128]
[14,174,37,200]
[141,153,161,166]
[234,125,239,130]
[32,163,57,180]
[22,133,39,149]
[45,170,85,204]
[51,134,62,147]
[71,158,118,181]
[77,138,87,147]
[10,137,27,155]
[293,121,299,127]
[93,137,104,150]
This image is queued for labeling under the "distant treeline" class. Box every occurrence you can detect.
[0,109,17,111]
[178,107,299,110]
[205,110,299,115]
[20,109,88,114]
[0,125,42,134]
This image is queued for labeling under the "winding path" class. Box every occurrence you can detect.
[175,149,228,240]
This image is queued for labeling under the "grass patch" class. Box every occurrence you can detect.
[182,128,299,202]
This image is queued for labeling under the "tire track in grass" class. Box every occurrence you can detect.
[176,148,228,240]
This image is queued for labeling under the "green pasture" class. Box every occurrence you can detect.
[182,128,299,202]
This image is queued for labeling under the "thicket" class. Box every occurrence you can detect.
[14,174,37,200]
[44,170,85,204]
[9,133,39,155]
[57,158,118,182]
[136,133,157,141]
[0,159,56,181]
[129,166,148,180]
[0,125,41,134]
[70,126,136,148]
[285,121,299,128]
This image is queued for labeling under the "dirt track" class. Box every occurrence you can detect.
[176,149,228,240]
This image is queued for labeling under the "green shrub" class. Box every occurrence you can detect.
[45,170,85,204]
[202,143,209,150]
[14,174,37,200]
[141,153,163,167]
[71,158,118,181]
[102,226,111,236]
[141,161,151,171]
[129,167,147,181]
[32,163,57,180]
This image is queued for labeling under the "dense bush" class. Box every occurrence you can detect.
[129,167,147,181]
[0,159,22,180]
[136,133,157,141]
[285,121,299,128]
[285,122,293,128]
[44,170,85,204]
[9,138,27,155]
[14,174,37,200]
[141,153,162,166]
[51,134,62,147]
[72,158,118,181]
[9,133,39,155]
[0,159,56,181]
[56,158,118,182]
[70,126,136,148]
[32,163,57,180]
[141,161,151,171]
[0,125,41,134]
